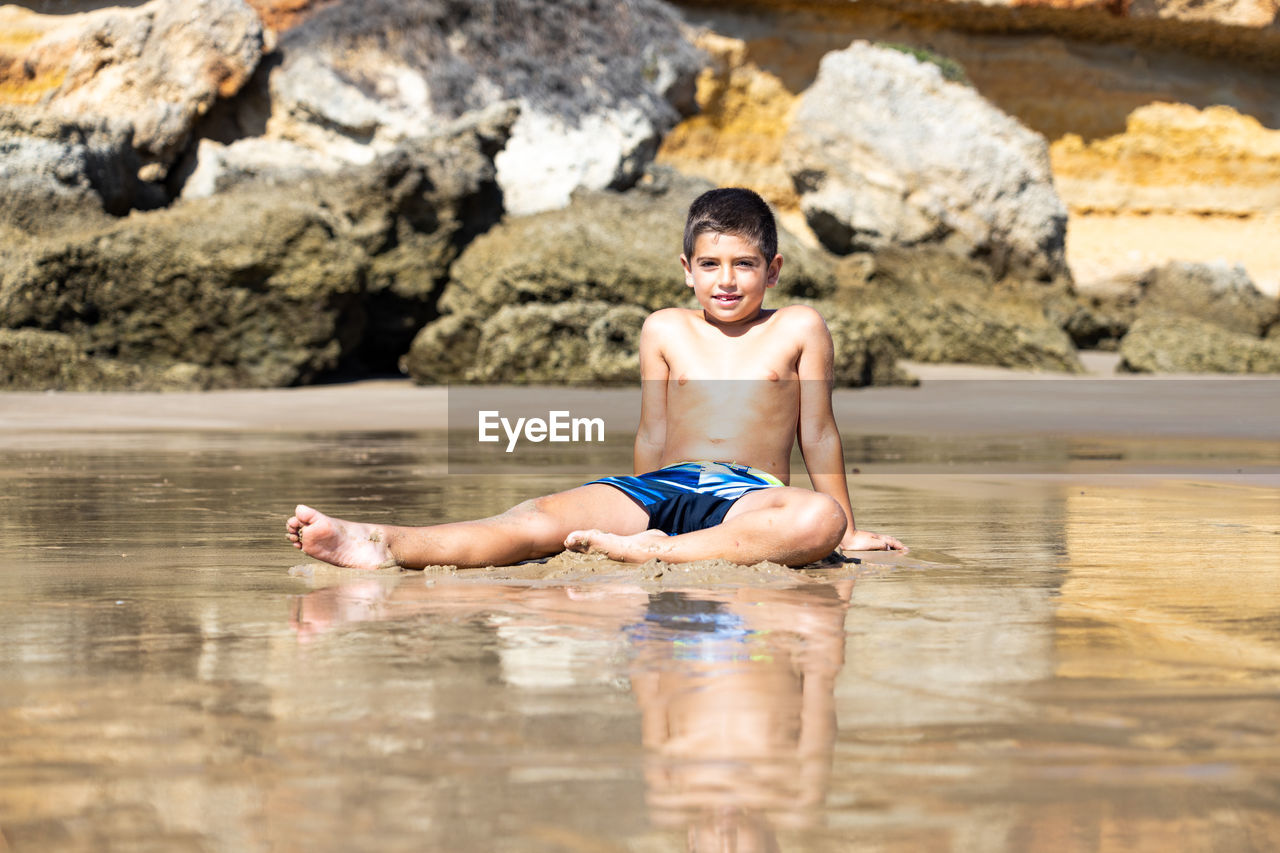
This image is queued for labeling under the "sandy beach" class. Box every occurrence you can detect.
[3,359,1276,444]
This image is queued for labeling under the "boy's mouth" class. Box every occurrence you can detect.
[712,293,742,306]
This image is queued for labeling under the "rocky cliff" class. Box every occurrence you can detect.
[664,0,1280,368]
[1,0,1276,388]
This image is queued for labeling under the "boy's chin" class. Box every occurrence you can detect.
[702,299,759,320]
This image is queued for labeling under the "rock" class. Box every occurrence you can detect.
[1062,259,1279,353]
[0,111,142,232]
[655,32,801,217]
[405,302,647,385]
[1106,260,1280,373]
[1061,299,1135,352]
[0,1,264,189]
[802,300,917,387]
[783,41,1068,283]
[195,0,701,215]
[1139,261,1278,337]
[177,136,331,200]
[243,0,330,34]
[472,302,649,385]
[403,170,854,384]
[0,111,508,389]
[0,329,149,391]
[444,171,834,316]
[671,3,1280,309]
[832,247,1083,372]
[0,190,366,389]
[1119,313,1280,374]
[1051,103,1280,217]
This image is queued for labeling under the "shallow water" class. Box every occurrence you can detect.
[1,429,1278,852]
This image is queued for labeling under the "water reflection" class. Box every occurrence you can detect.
[292,577,853,849]
[4,432,1279,850]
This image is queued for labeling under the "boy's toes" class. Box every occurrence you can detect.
[564,530,595,552]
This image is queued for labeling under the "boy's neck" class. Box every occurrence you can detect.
[701,306,771,333]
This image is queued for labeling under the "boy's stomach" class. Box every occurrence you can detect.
[660,433,795,483]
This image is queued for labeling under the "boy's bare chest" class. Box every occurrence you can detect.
[664,320,801,382]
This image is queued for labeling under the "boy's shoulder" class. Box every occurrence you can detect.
[642,306,697,331]
[769,303,828,328]
[760,304,831,343]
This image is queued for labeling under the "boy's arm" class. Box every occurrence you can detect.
[633,312,670,475]
[793,308,907,553]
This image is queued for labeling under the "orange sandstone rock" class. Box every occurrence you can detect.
[243,0,338,34]
[655,33,802,217]
[0,1,263,173]
[1051,102,1280,215]
[0,8,74,106]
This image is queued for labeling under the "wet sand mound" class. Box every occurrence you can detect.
[290,547,936,591]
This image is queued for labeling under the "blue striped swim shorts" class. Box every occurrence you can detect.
[587,461,784,536]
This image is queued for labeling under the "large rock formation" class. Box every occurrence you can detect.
[0,111,509,389]
[1051,103,1280,218]
[783,42,1068,284]
[655,33,801,224]
[402,171,914,385]
[1120,314,1280,374]
[1,191,364,389]
[0,0,264,224]
[831,248,1083,372]
[1065,259,1279,353]
[670,1,1280,145]
[404,170,1080,385]
[670,0,1280,301]
[182,0,702,215]
[1108,261,1280,373]
[9,0,1268,388]
[1054,103,1280,298]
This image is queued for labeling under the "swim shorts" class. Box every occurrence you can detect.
[587,461,783,536]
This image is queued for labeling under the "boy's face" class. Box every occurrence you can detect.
[680,231,782,326]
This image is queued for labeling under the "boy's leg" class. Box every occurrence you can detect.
[287,484,648,570]
[565,487,846,567]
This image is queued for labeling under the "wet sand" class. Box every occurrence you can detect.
[2,372,1279,851]
[3,363,1277,443]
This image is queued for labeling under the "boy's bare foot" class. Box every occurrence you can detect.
[564,528,669,563]
[286,505,399,570]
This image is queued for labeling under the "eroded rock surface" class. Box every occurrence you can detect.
[0,0,263,221]
[0,113,508,388]
[834,248,1082,372]
[185,0,701,215]
[402,172,872,385]
[783,42,1068,284]
[1120,314,1280,374]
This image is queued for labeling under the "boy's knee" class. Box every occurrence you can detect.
[506,496,569,542]
[796,493,846,549]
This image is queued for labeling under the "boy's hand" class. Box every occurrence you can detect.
[840,529,908,553]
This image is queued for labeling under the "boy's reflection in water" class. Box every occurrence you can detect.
[291,576,853,851]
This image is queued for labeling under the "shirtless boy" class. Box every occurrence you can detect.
[286,187,906,569]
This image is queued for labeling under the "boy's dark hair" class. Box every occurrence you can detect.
[682,188,778,261]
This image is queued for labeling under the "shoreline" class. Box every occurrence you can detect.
[1,361,1277,446]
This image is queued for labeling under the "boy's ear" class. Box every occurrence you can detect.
[766,254,783,287]
[680,254,694,288]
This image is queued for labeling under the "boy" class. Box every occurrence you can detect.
[286,188,906,569]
